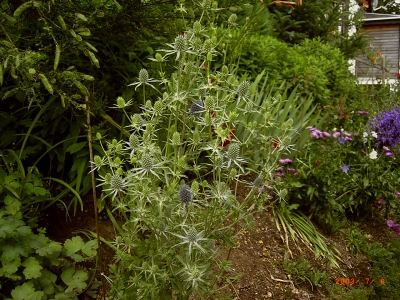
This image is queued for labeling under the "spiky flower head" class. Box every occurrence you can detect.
[129,133,140,149]
[108,173,126,199]
[155,53,163,62]
[140,153,154,172]
[204,96,215,111]
[175,35,187,52]
[172,132,181,146]
[190,100,204,118]
[228,111,238,123]
[203,39,213,53]
[153,100,163,116]
[193,21,202,34]
[228,14,237,25]
[227,143,240,161]
[191,181,199,195]
[116,96,126,108]
[192,130,201,145]
[138,69,149,84]
[237,81,250,99]
[253,176,264,187]
[221,65,229,75]
[131,114,146,128]
[179,184,192,203]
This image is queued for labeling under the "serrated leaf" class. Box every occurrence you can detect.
[1,244,29,261]
[65,142,87,154]
[11,282,44,300]
[39,270,57,295]
[64,236,85,253]
[22,257,42,279]
[3,257,21,274]
[36,240,62,256]
[61,267,88,293]
[16,226,32,236]
[81,239,98,256]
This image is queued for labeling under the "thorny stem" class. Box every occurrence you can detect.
[85,95,106,299]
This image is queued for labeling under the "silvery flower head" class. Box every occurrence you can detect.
[179,184,192,203]
[190,100,204,118]
[223,143,246,173]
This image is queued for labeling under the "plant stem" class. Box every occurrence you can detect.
[85,95,106,299]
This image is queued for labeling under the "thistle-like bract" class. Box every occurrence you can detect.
[179,184,192,203]
[129,133,139,149]
[140,153,154,172]
[221,65,229,75]
[138,68,149,84]
[175,35,187,52]
[192,130,201,145]
[153,100,163,115]
[237,81,250,99]
[172,132,181,146]
[193,21,202,34]
[204,96,214,111]
[227,143,240,161]
[190,100,204,118]
[203,39,212,53]
[228,14,237,25]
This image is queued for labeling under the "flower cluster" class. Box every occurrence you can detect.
[306,126,354,144]
[274,158,296,178]
[369,107,400,149]
[387,219,400,236]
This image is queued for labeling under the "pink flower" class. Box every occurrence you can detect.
[383,146,390,151]
[385,152,394,156]
[358,111,369,115]
[345,137,353,141]
[377,198,385,205]
[343,131,352,137]
[287,168,296,173]
[387,220,395,228]
[276,167,284,172]
[323,132,331,137]
[310,132,319,139]
[333,132,341,138]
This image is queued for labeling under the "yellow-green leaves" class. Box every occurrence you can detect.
[13,1,33,19]
[88,51,100,68]
[1,12,17,24]
[75,13,88,22]
[38,74,53,95]
[57,15,67,30]
[54,44,60,71]
[74,81,89,95]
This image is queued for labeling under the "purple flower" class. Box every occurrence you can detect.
[323,132,331,137]
[333,132,341,138]
[287,168,296,173]
[273,173,285,178]
[387,220,395,228]
[358,111,369,115]
[345,137,353,142]
[377,198,385,205]
[338,137,346,144]
[310,132,319,139]
[393,224,400,235]
[383,146,390,151]
[343,131,352,137]
[385,152,394,156]
[279,159,292,164]
[369,107,400,148]
[342,165,349,173]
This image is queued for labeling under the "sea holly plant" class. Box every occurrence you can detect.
[93,17,295,299]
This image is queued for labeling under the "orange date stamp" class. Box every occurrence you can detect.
[335,278,385,285]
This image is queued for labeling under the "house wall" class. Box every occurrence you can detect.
[356,24,400,79]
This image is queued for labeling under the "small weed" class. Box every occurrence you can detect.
[344,223,368,255]
[282,258,327,290]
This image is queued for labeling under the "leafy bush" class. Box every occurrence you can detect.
[92,14,300,298]
[217,29,358,106]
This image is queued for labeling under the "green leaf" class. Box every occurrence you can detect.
[64,236,85,253]
[3,257,21,274]
[81,239,98,256]
[65,142,87,154]
[4,196,21,215]
[22,257,43,279]
[39,270,57,295]
[36,240,62,257]
[61,267,88,293]
[11,282,44,300]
